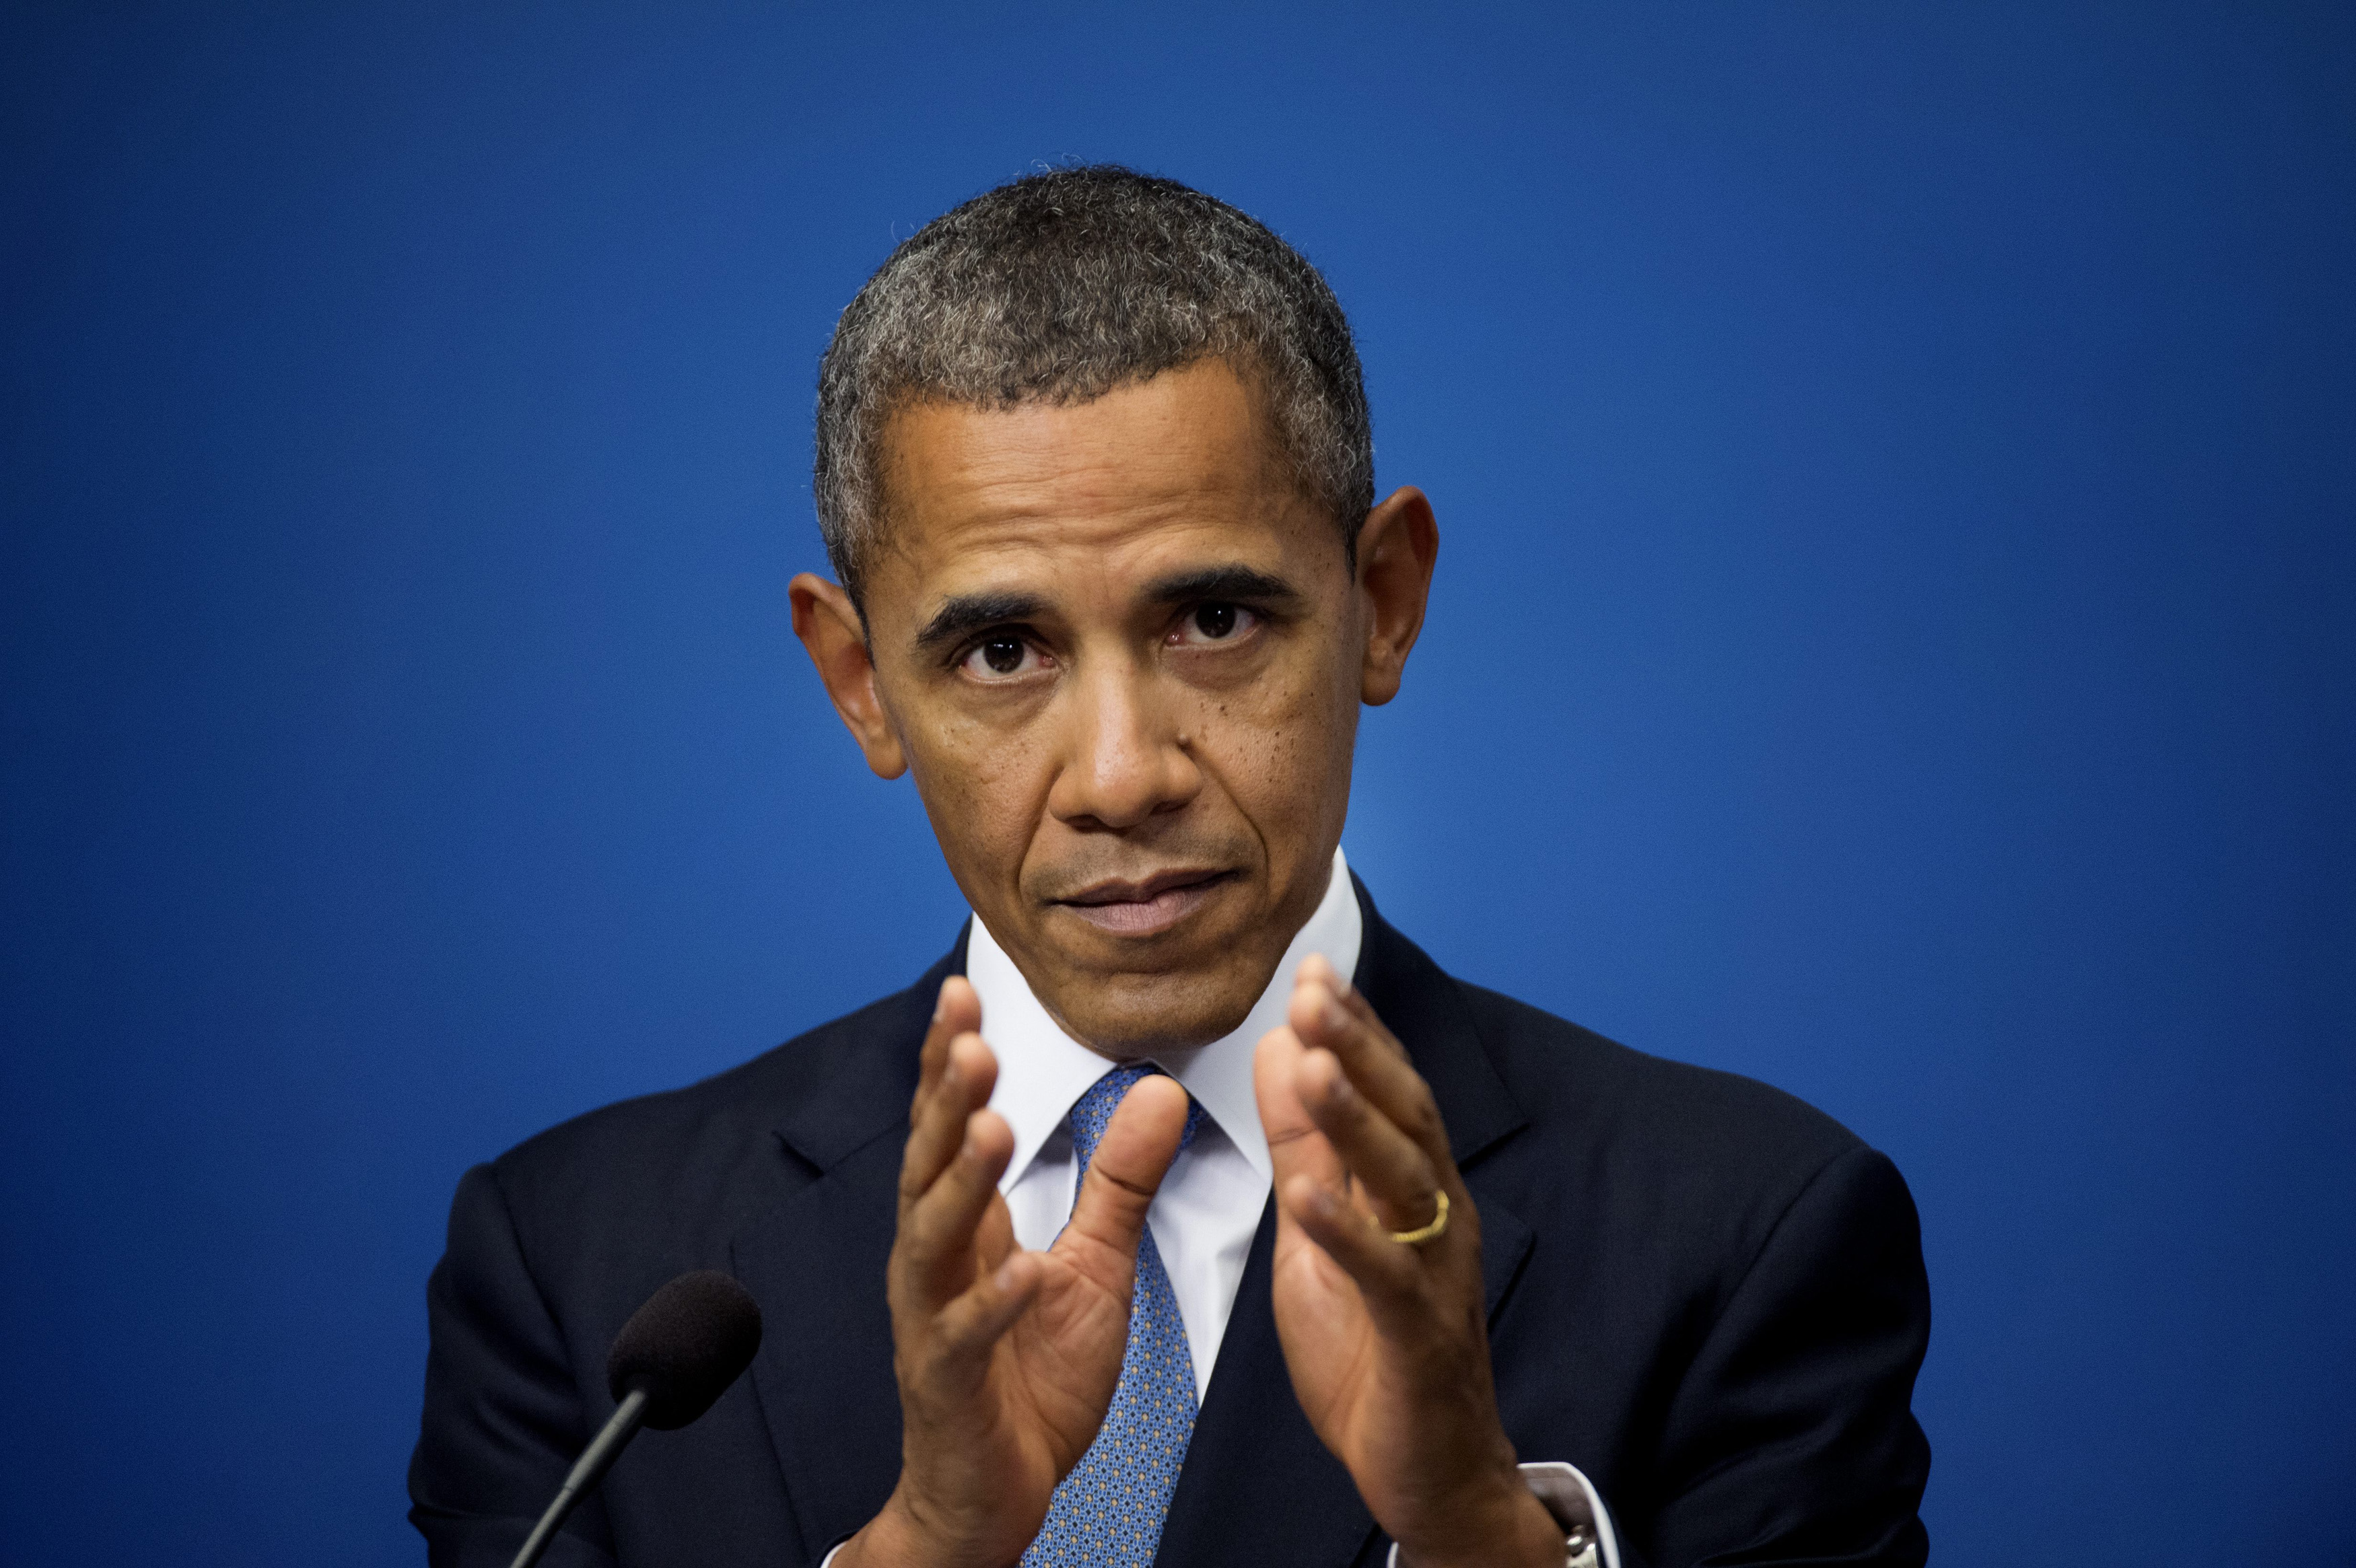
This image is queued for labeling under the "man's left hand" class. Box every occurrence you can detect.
[1253,955,1568,1568]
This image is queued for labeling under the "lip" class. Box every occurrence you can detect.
[1053,867,1236,938]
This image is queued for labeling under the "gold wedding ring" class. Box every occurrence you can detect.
[1385,1188,1450,1246]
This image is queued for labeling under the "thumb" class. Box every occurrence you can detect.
[1055,1074,1189,1276]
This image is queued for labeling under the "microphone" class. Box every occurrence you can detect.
[509,1270,763,1568]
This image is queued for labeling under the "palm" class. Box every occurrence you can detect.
[1257,1014,1404,1461]
[1268,1171,1426,1489]
[966,1196,1143,1495]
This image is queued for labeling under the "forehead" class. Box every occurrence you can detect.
[866,361,1327,616]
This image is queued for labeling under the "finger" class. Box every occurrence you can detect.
[1255,1024,1350,1194]
[901,977,983,1219]
[1056,1073,1188,1280]
[899,1025,998,1217]
[1276,1171,1428,1333]
[1298,954,1414,1073]
[923,1250,1044,1393]
[1256,1024,1354,1264]
[914,975,983,1104]
[974,1177,1017,1271]
[1289,970,1453,1171]
[1296,953,1381,1030]
[1294,1045,1446,1236]
[899,1099,1016,1304]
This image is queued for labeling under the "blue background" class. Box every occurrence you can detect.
[4,3,2350,1562]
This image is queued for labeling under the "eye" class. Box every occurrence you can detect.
[959,633,1047,680]
[1171,602,1258,646]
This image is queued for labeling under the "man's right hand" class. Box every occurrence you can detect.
[837,976,1189,1568]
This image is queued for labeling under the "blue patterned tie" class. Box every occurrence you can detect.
[1021,1063,1205,1568]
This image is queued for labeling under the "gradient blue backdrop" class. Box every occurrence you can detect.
[4,3,2350,1563]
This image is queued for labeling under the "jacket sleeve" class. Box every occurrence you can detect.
[1643,1145,1933,1568]
[409,1162,619,1567]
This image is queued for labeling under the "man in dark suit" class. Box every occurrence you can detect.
[411,166,1930,1568]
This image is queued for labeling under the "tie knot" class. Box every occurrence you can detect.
[1067,1063,1204,1176]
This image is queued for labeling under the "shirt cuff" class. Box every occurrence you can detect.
[1382,1460,1620,1568]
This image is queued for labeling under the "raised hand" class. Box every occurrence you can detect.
[1253,956,1567,1568]
[839,976,1191,1568]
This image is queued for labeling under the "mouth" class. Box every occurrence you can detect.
[1053,867,1238,938]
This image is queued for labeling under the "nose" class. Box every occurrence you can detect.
[1045,655,1202,832]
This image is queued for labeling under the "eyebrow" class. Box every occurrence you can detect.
[914,590,1049,654]
[910,563,1305,655]
[1140,563,1305,609]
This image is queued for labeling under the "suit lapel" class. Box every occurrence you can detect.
[730,943,962,1566]
[1353,877,1527,1170]
[1153,885,1536,1566]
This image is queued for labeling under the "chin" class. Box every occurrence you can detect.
[1004,884,1290,1050]
[1055,965,1265,1055]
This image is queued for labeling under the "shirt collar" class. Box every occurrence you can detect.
[967,847,1362,1192]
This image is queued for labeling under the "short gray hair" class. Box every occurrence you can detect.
[812,166,1375,608]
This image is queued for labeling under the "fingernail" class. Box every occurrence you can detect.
[942,1062,959,1090]
[994,1259,1021,1293]
[1323,999,1348,1031]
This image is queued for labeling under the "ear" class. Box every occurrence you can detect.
[789,572,908,779]
[1354,486,1439,707]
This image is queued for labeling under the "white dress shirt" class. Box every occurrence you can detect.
[823,848,1618,1567]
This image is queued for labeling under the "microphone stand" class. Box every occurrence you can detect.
[509,1384,650,1568]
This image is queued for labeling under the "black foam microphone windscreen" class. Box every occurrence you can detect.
[605,1269,764,1431]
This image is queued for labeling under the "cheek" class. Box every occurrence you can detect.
[901,709,1055,882]
[1191,648,1358,829]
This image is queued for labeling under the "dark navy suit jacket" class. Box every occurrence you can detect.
[410,884,1931,1567]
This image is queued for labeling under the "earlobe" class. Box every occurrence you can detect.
[788,572,909,779]
[1355,487,1440,707]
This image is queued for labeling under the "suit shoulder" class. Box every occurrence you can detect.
[1456,981,1866,1188]
[485,977,926,1212]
